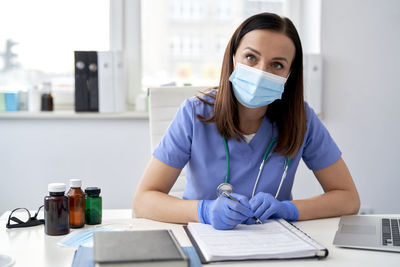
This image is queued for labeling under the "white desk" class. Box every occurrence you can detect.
[0,210,399,267]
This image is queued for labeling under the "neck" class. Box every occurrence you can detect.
[238,103,267,134]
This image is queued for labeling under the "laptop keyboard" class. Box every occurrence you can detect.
[382,218,400,246]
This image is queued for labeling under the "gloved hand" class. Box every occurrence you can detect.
[197,193,254,230]
[243,192,299,224]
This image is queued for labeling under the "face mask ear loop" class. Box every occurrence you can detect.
[232,56,237,69]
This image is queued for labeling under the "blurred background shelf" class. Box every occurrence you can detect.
[0,110,148,120]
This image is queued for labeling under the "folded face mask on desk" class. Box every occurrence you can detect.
[58,227,117,247]
[229,62,288,108]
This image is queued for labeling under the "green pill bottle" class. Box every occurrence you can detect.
[85,187,102,225]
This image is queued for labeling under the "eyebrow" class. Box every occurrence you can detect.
[243,46,261,56]
[243,47,288,63]
[272,57,288,63]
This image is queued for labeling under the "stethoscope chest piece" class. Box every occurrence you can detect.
[220,136,290,199]
[216,183,233,197]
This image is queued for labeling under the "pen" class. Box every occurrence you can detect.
[222,191,263,224]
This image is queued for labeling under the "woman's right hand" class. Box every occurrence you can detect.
[197,193,254,230]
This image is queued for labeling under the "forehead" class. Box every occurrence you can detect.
[237,29,295,60]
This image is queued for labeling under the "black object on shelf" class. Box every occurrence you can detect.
[74,51,98,112]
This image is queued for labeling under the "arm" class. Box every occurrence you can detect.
[292,157,360,220]
[132,156,199,224]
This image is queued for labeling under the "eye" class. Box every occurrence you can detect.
[271,62,284,70]
[245,54,257,63]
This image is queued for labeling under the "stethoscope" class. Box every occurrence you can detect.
[216,136,291,199]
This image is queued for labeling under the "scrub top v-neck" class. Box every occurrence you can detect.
[152,90,341,201]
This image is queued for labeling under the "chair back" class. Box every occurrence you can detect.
[148,86,207,197]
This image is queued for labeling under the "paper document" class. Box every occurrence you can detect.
[186,219,328,262]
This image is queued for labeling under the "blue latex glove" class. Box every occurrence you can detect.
[244,192,299,224]
[197,193,254,230]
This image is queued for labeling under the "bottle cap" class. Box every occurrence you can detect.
[48,183,66,193]
[70,179,82,188]
[42,82,52,94]
[85,187,101,195]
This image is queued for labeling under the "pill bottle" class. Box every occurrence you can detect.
[40,82,53,111]
[28,85,40,112]
[67,179,85,228]
[44,183,70,235]
[85,187,102,225]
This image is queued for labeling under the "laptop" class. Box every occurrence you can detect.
[333,215,400,252]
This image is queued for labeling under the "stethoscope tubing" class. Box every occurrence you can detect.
[223,136,230,184]
[274,161,289,198]
[222,136,290,199]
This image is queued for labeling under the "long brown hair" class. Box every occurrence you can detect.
[198,13,306,158]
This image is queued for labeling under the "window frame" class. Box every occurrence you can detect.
[122,0,302,108]
[112,0,142,107]
[62,0,315,111]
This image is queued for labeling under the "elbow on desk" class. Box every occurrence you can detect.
[353,194,361,215]
[347,189,361,215]
[132,193,145,218]
[133,190,166,219]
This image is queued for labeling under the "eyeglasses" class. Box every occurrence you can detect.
[6,205,45,229]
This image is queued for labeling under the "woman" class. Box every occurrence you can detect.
[133,13,360,230]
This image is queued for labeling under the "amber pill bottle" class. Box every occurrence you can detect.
[67,179,85,228]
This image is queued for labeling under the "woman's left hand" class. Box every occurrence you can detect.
[243,192,299,224]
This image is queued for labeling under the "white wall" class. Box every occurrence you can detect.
[0,119,150,215]
[293,0,400,214]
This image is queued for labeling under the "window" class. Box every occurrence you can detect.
[1,0,299,111]
[0,0,109,95]
[141,0,288,90]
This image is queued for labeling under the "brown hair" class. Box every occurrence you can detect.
[198,13,306,158]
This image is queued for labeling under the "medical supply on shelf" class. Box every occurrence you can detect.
[4,92,18,111]
[135,93,147,112]
[41,82,53,111]
[0,92,5,111]
[28,85,41,112]
[18,91,28,111]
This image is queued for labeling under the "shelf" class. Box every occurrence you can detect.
[0,110,149,120]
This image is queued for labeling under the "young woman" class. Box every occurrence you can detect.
[133,13,360,230]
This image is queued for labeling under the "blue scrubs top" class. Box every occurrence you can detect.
[153,91,341,201]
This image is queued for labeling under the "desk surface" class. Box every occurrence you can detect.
[0,210,399,267]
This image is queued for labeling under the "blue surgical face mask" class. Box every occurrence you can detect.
[229,62,288,108]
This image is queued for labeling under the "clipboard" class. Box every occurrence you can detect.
[184,219,328,264]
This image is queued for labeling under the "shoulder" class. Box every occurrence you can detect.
[302,101,324,140]
[184,88,216,117]
[304,101,313,118]
[304,101,319,126]
[301,102,342,170]
[302,101,338,151]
